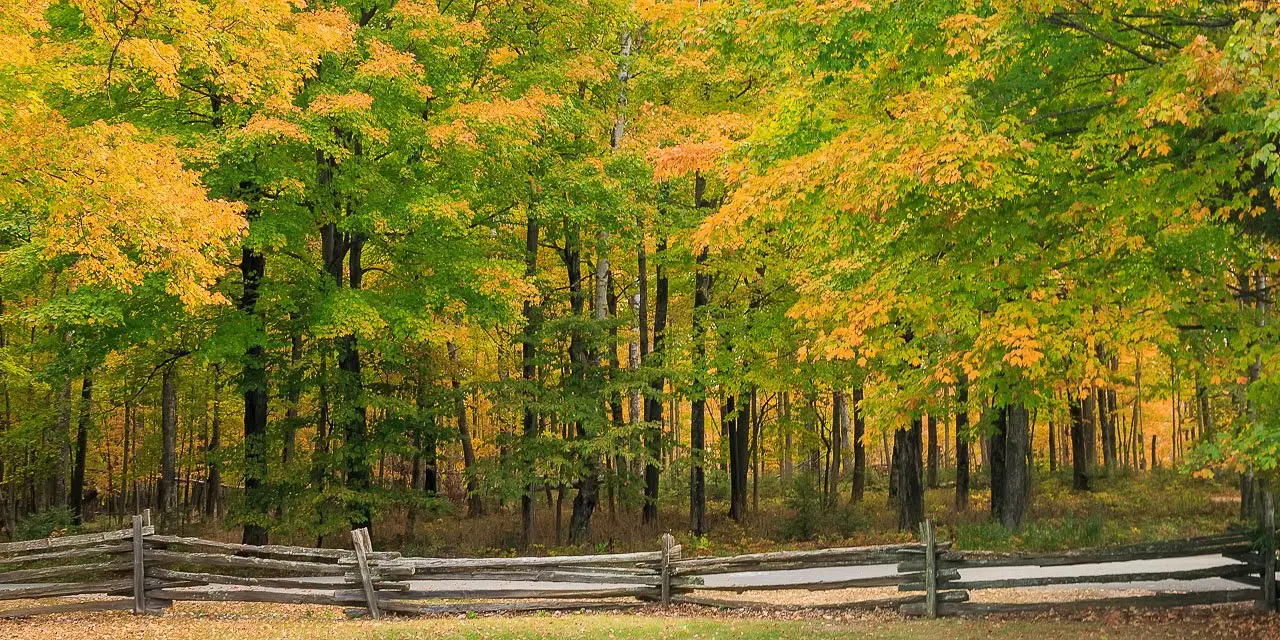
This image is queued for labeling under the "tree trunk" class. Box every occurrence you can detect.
[448,342,483,517]
[159,362,178,519]
[1002,402,1030,529]
[240,219,270,545]
[926,413,939,489]
[338,235,372,532]
[520,216,540,549]
[70,371,92,525]
[689,196,711,533]
[828,390,844,506]
[894,420,924,531]
[989,406,1007,521]
[955,377,970,510]
[851,387,866,504]
[565,225,597,542]
[1070,396,1090,490]
[641,237,668,525]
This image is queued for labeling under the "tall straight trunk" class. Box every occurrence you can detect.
[751,389,761,514]
[205,380,221,518]
[955,377,970,509]
[689,210,711,534]
[926,413,939,489]
[122,401,132,518]
[1002,402,1030,529]
[338,235,372,532]
[1070,396,1090,490]
[894,420,924,531]
[418,365,437,494]
[282,332,303,467]
[828,390,845,506]
[241,213,270,545]
[565,227,598,542]
[781,392,793,481]
[851,387,866,504]
[989,406,1007,521]
[53,365,72,507]
[641,237,668,525]
[449,342,482,517]
[1084,389,1098,469]
[70,371,92,525]
[731,392,751,521]
[520,216,540,548]
[606,281,624,520]
[1048,404,1057,473]
[159,362,178,517]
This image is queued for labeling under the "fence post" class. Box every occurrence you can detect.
[351,528,381,620]
[1262,491,1276,612]
[660,533,675,605]
[921,519,938,618]
[131,514,147,614]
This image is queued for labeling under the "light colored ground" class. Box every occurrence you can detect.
[0,604,1276,640]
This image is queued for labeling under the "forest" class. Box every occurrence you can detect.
[0,0,1277,554]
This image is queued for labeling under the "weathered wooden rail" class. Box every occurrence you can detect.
[0,509,1274,619]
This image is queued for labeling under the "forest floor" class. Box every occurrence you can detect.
[366,470,1242,557]
[0,603,1275,639]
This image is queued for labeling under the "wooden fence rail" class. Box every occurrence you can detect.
[0,512,1274,619]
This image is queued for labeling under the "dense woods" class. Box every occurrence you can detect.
[0,0,1277,549]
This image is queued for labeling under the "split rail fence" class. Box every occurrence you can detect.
[0,510,1274,619]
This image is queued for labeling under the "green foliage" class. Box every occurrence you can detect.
[14,507,76,541]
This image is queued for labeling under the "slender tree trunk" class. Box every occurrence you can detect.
[851,387,866,504]
[565,225,597,542]
[1070,396,1090,490]
[641,237,668,525]
[282,332,303,467]
[689,203,711,533]
[70,371,92,525]
[448,342,483,517]
[159,362,178,518]
[894,420,924,531]
[955,377,970,510]
[989,406,1007,520]
[520,216,540,549]
[241,213,270,545]
[339,236,372,532]
[828,390,845,506]
[1002,402,1030,529]
[926,413,939,489]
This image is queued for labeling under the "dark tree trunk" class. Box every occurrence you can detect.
[894,420,924,531]
[926,413,939,489]
[418,366,437,494]
[689,227,710,534]
[564,227,597,543]
[641,238,668,525]
[851,387,866,504]
[828,390,845,506]
[282,332,303,467]
[70,371,92,526]
[520,217,540,549]
[205,381,222,518]
[989,406,1007,521]
[240,236,270,545]
[955,377,970,510]
[449,342,483,517]
[1070,396,1090,490]
[338,236,372,532]
[1002,402,1030,529]
[159,362,178,517]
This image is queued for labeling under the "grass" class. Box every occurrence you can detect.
[0,609,1270,640]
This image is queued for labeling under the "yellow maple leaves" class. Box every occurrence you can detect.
[0,102,246,308]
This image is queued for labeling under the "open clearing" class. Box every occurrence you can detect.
[0,604,1276,640]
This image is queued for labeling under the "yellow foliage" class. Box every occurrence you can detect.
[0,101,245,307]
